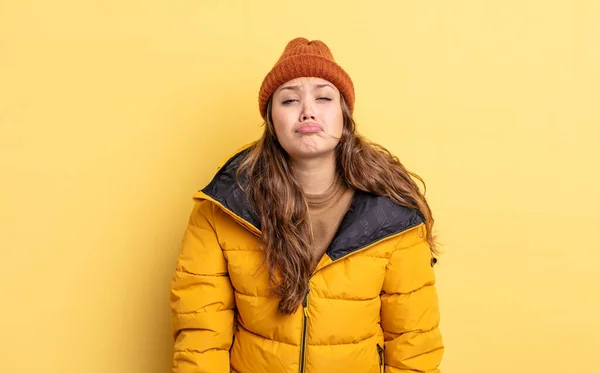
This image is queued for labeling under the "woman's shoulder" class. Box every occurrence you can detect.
[351,190,424,227]
[190,141,261,232]
[195,140,256,199]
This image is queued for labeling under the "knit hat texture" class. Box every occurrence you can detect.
[258,37,355,120]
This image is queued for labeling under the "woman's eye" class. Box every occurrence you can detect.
[317,97,332,101]
[282,99,297,105]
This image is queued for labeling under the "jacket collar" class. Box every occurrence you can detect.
[200,147,424,261]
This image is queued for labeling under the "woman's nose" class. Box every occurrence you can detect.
[300,103,315,121]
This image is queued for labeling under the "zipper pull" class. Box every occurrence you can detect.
[302,285,311,318]
[377,344,385,373]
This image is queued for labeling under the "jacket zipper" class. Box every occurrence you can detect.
[377,344,385,373]
[299,284,310,373]
[294,229,418,373]
[206,198,423,373]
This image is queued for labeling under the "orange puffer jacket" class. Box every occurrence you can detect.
[170,147,444,373]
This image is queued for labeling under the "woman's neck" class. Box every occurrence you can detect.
[291,152,338,195]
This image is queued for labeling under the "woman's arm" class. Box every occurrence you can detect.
[170,199,235,373]
[380,224,444,372]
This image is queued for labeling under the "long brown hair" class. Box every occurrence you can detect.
[237,95,437,314]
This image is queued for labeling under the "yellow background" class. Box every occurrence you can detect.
[1,1,599,372]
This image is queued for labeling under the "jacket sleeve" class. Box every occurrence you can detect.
[380,224,444,373]
[170,199,235,373]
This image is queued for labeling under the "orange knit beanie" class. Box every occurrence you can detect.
[258,37,355,120]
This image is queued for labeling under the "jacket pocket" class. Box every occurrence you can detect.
[377,344,385,372]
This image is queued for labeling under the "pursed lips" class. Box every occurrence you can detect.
[295,122,323,133]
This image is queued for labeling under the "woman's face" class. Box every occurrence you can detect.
[270,77,344,160]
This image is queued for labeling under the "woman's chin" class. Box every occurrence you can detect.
[288,147,335,161]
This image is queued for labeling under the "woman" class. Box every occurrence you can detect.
[170,37,444,373]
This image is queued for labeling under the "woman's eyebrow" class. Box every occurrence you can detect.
[280,85,300,92]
